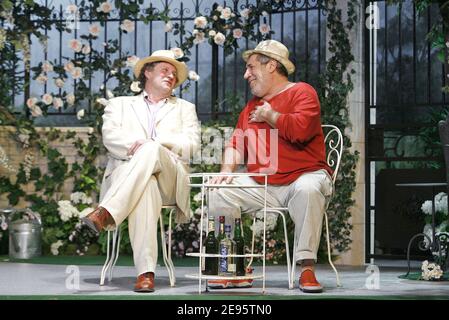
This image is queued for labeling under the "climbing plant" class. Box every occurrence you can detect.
[0,0,359,261]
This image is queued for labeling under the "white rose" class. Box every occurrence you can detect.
[126,55,140,68]
[53,97,63,109]
[71,67,83,79]
[42,93,53,105]
[130,81,141,93]
[220,7,232,20]
[26,97,38,108]
[77,109,85,120]
[41,61,53,73]
[50,240,63,256]
[216,5,223,12]
[55,78,65,88]
[97,1,112,13]
[36,74,48,84]
[214,32,226,46]
[68,39,82,52]
[188,70,200,81]
[66,93,75,105]
[30,105,43,117]
[106,89,114,99]
[421,200,433,215]
[164,21,173,33]
[66,4,78,14]
[259,24,271,35]
[89,23,101,37]
[120,19,134,33]
[233,28,243,39]
[170,47,184,59]
[194,16,207,29]
[81,44,91,55]
[64,61,75,73]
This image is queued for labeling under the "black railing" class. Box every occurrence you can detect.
[6,0,326,124]
[365,0,448,262]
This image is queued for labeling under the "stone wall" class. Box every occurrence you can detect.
[0,126,104,209]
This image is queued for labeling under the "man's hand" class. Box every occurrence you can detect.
[249,101,271,123]
[249,100,280,127]
[127,139,151,156]
[210,173,234,185]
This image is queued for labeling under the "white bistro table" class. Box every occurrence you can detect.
[186,172,268,294]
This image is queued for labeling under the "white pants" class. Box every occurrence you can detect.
[210,169,333,262]
[100,141,178,276]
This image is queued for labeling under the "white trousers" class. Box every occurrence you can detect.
[100,141,177,276]
[210,169,333,262]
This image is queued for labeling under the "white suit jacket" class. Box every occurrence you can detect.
[100,93,201,223]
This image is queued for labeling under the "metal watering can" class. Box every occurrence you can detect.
[7,209,42,259]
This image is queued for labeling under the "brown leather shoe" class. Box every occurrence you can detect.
[134,272,155,293]
[81,207,115,233]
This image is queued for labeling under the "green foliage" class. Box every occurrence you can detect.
[0,1,360,261]
[314,0,360,256]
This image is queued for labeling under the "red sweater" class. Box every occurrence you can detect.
[228,82,331,185]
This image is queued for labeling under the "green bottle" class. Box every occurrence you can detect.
[204,216,218,275]
[234,218,246,276]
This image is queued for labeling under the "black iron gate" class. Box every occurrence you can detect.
[365,0,448,262]
[7,0,327,124]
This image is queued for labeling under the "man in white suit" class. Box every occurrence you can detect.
[82,50,200,292]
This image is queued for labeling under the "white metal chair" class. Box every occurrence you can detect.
[264,124,343,289]
[99,205,176,287]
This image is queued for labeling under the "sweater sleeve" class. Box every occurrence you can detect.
[275,87,322,144]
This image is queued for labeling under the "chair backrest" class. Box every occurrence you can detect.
[322,124,343,184]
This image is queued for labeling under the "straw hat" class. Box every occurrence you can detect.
[242,40,295,75]
[133,50,188,88]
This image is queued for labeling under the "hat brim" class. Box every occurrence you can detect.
[242,50,295,75]
[133,56,188,88]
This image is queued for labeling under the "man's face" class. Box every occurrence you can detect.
[144,62,177,94]
[244,54,272,98]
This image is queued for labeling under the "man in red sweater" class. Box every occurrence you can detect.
[209,40,333,293]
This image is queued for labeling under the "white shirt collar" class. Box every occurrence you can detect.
[143,90,167,107]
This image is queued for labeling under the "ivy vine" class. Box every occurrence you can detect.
[0,0,360,260]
